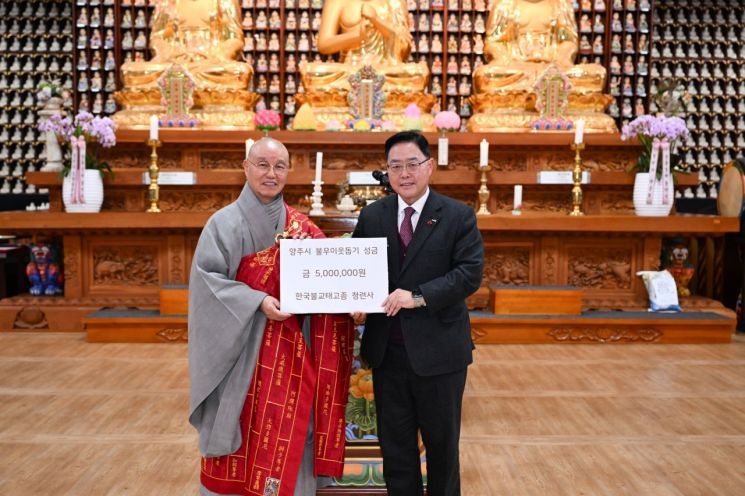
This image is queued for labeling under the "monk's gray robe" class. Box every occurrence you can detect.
[189,184,324,495]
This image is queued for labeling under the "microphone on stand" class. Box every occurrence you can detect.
[372,170,393,194]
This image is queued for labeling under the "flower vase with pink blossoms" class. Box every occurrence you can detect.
[621,115,689,216]
[39,111,116,213]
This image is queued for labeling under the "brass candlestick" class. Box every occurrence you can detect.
[476,164,492,216]
[146,139,161,213]
[569,143,585,216]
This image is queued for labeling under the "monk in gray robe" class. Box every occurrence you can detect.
[188,138,354,496]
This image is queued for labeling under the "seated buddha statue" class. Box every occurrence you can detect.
[474,0,605,95]
[120,0,252,91]
[300,0,429,96]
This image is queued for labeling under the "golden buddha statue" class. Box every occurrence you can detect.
[114,0,259,129]
[298,0,435,129]
[469,0,615,132]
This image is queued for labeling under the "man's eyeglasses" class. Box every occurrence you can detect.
[246,159,289,175]
[386,157,430,174]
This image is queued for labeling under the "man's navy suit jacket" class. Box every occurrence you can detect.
[352,189,485,376]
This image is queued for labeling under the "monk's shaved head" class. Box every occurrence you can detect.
[248,137,289,164]
[243,137,290,204]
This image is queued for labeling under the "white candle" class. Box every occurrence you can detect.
[574,119,585,144]
[245,139,254,159]
[438,137,448,166]
[149,115,158,141]
[513,184,523,210]
[315,152,323,183]
[479,139,489,167]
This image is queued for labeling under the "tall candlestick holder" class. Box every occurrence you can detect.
[146,139,161,213]
[569,143,585,216]
[309,180,326,216]
[476,164,492,216]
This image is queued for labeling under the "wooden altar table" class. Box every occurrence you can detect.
[0,211,736,341]
[0,131,734,339]
[24,131,697,216]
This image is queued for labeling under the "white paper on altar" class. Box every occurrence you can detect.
[140,171,197,185]
[280,238,388,314]
[536,171,590,184]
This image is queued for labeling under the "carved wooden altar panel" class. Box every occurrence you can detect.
[84,236,167,297]
[200,149,245,170]
[33,132,685,221]
[439,187,479,211]
[185,234,200,283]
[102,145,182,169]
[167,235,188,285]
[63,235,83,299]
[482,242,535,287]
[158,190,239,212]
[561,237,643,300]
[480,233,649,302]
[587,190,636,215]
[643,237,664,274]
[521,190,575,215]
[0,212,737,332]
[104,143,640,177]
[102,189,129,211]
[566,246,633,290]
[539,237,561,286]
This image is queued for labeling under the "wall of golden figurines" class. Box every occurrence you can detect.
[1,0,745,210]
[0,0,73,207]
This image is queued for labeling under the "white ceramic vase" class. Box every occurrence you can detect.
[62,169,104,213]
[633,172,674,216]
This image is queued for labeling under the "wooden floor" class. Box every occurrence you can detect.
[2,333,745,495]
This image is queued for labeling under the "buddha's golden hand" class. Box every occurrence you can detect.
[360,3,377,22]
[360,3,394,39]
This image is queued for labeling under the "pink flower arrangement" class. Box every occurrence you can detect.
[403,103,422,131]
[324,119,342,131]
[434,111,460,132]
[380,120,397,131]
[621,115,689,174]
[39,111,116,148]
[39,111,116,176]
[255,109,281,131]
[404,103,421,119]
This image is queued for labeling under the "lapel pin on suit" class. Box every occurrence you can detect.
[426,218,438,225]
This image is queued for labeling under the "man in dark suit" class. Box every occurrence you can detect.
[351,131,484,496]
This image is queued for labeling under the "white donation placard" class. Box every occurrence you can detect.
[280,238,388,314]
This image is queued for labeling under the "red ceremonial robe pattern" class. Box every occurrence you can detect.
[201,205,355,496]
